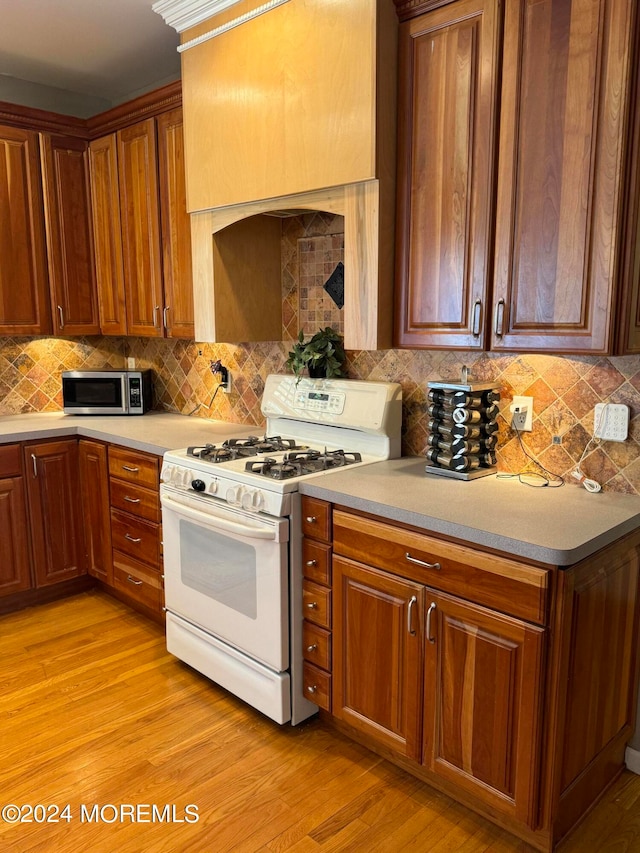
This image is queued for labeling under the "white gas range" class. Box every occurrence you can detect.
[160,374,402,725]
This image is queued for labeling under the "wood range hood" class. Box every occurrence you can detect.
[154,0,398,349]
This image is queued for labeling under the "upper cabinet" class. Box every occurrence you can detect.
[0,125,52,335]
[40,134,100,336]
[395,0,637,354]
[88,99,194,339]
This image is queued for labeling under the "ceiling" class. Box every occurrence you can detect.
[0,0,181,117]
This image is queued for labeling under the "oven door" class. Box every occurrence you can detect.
[161,486,289,672]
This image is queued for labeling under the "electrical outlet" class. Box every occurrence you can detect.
[594,403,629,442]
[510,396,533,432]
[126,356,136,369]
[222,371,232,394]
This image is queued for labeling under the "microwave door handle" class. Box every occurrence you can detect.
[121,375,128,413]
[161,492,278,541]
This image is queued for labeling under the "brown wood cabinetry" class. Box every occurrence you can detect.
[0,445,32,597]
[40,134,99,335]
[301,495,333,712]
[89,108,193,339]
[0,124,52,335]
[107,445,163,616]
[23,439,85,587]
[395,0,637,354]
[323,502,640,851]
[78,439,112,584]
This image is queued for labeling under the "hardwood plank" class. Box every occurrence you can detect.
[1,591,639,852]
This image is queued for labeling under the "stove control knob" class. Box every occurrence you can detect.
[206,479,218,496]
[192,479,206,492]
[180,469,192,488]
[226,485,243,506]
[241,489,264,513]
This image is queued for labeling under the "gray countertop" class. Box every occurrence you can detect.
[0,411,254,456]
[299,457,640,566]
[3,414,639,565]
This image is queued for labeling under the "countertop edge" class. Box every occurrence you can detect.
[298,481,640,567]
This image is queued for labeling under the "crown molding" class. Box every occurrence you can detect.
[152,0,244,33]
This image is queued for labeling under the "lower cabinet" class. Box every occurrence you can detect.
[322,501,640,852]
[78,439,113,584]
[0,445,32,596]
[23,439,85,587]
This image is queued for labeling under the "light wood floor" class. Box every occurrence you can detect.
[1,592,639,853]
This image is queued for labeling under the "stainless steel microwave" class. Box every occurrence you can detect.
[62,369,153,415]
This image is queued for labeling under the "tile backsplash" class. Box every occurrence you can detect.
[1,213,639,494]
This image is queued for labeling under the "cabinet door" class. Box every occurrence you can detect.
[40,134,100,335]
[24,440,86,587]
[333,556,424,761]
[88,134,127,335]
[0,125,52,335]
[0,477,32,596]
[117,119,164,337]
[423,590,545,828]
[157,108,194,339]
[491,0,634,352]
[394,0,500,349]
[78,439,112,584]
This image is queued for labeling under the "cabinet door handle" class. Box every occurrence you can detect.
[126,575,144,586]
[307,601,318,610]
[405,553,440,570]
[472,299,482,337]
[407,595,417,636]
[31,453,38,477]
[306,644,318,653]
[153,305,161,327]
[426,602,437,644]
[306,559,317,567]
[306,685,317,695]
[57,305,65,329]
[305,516,317,524]
[163,306,170,328]
[494,298,505,337]
[124,534,142,543]
[124,496,141,504]
[122,465,139,473]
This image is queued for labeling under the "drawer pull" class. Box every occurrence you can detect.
[306,559,317,567]
[407,595,417,636]
[426,602,437,644]
[306,685,317,695]
[124,496,141,504]
[124,533,142,543]
[126,575,144,586]
[406,552,441,570]
[306,516,317,524]
[306,644,318,653]
[307,602,318,610]
[122,465,139,473]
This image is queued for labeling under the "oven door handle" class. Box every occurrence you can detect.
[161,491,279,540]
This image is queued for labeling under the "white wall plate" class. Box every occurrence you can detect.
[594,403,629,442]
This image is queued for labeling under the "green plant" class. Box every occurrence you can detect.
[285,327,347,382]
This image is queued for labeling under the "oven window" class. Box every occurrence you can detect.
[179,519,257,619]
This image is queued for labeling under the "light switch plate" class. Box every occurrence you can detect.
[594,403,629,442]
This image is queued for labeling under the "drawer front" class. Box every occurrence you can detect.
[0,444,22,478]
[111,509,160,567]
[303,662,331,712]
[303,579,331,629]
[109,446,159,489]
[333,510,549,625]
[303,622,331,670]
[113,551,163,612]
[110,478,160,522]
[302,496,331,542]
[303,539,332,585]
